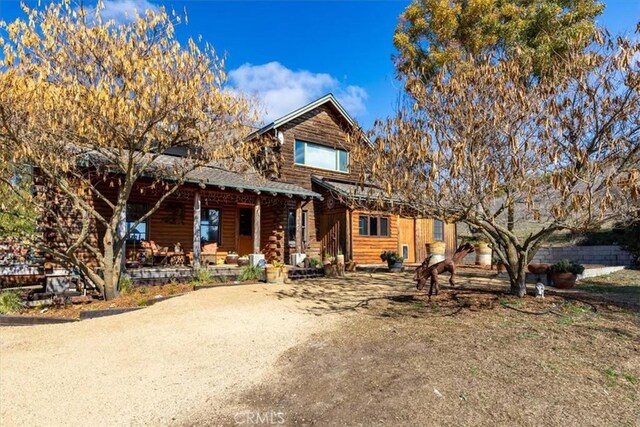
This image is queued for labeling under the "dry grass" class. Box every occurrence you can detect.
[219,272,640,426]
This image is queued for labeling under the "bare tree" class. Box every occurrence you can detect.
[0,2,257,299]
[350,31,640,297]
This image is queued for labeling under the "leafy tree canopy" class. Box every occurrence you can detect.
[394,0,605,90]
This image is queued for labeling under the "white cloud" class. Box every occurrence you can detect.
[97,0,159,23]
[228,62,368,123]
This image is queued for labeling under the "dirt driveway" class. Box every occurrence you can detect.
[2,272,639,426]
[0,283,338,426]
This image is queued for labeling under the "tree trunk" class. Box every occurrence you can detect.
[511,264,527,297]
[102,229,120,301]
[505,248,528,297]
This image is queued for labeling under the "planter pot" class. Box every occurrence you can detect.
[336,254,345,266]
[551,272,577,289]
[387,260,404,273]
[237,258,249,267]
[528,263,550,275]
[265,265,288,284]
[474,243,491,266]
[225,254,239,265]
[426,242,446,266]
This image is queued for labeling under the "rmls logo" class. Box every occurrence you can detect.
[234,410,286,425]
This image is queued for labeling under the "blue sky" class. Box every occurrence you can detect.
[1,0,639,129]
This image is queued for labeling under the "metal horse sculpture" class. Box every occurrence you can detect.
[415,243,475,300]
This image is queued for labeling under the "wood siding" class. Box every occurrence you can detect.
[351,210,398,264]
[413,218,458,262]
[274,104,363,189]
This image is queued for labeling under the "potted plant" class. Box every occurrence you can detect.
[380,251,404,272]
[265,260,288,284]
[549,259,585,289]
[225,251,239,265]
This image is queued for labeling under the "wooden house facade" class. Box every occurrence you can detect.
[48,94,457,269]
[244,94,458,264]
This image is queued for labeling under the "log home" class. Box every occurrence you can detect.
[45,94,457,269]
[243,94,458,264]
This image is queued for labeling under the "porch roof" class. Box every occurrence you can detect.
[78,148,321,199]
[311,175,403,204]
[186,165,321,199]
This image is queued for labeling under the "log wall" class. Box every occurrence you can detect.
[351,210,399,264]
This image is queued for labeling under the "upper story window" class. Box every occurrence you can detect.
[295,140,348,173]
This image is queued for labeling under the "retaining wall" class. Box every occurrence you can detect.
[530,245,633,266]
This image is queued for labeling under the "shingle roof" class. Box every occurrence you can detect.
[185,164,320,198]
[311,175,403,203]
[79,148,321,199]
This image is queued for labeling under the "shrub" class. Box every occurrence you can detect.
[238,265,261,281]
[380,251,404,263]
[308,257,322,268]
[194,267,213,284]
[0,291,23,314]
[118,275,133,294]
[549,259,585,275]
[271,260,285,269]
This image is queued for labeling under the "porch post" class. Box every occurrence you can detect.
[193,190,201,270]
[118,207,127,272]
[253,196,261,253]
[295,200,302,253]
[345,208,352,262]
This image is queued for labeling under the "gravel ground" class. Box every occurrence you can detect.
[0,283,337,426]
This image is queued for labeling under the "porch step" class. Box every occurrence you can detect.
[288,267,324,280]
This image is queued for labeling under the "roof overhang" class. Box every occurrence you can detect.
[246,94,372,146]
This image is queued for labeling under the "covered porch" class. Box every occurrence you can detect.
[120,168,321,271]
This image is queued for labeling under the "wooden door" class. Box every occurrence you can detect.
[398,217,416,263]
[237,207,253,256]
[320,211,344,258]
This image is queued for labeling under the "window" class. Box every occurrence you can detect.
[294,140,348,172]
[288,209,308,244]
[433,219,444,241]
[358,215,390,237]
[126,203,148,242]
[201,208,221,244]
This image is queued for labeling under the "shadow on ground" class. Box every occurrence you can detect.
[279,270,640,318]
[218,272,640,427]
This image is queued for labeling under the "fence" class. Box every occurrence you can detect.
[530,245,633,266]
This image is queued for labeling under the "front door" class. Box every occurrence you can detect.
[237,207,253,256]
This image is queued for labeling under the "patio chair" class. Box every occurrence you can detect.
[201,243,218,266]
[139,240,170,266]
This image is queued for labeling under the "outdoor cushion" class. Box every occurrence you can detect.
[203,243,218,253]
